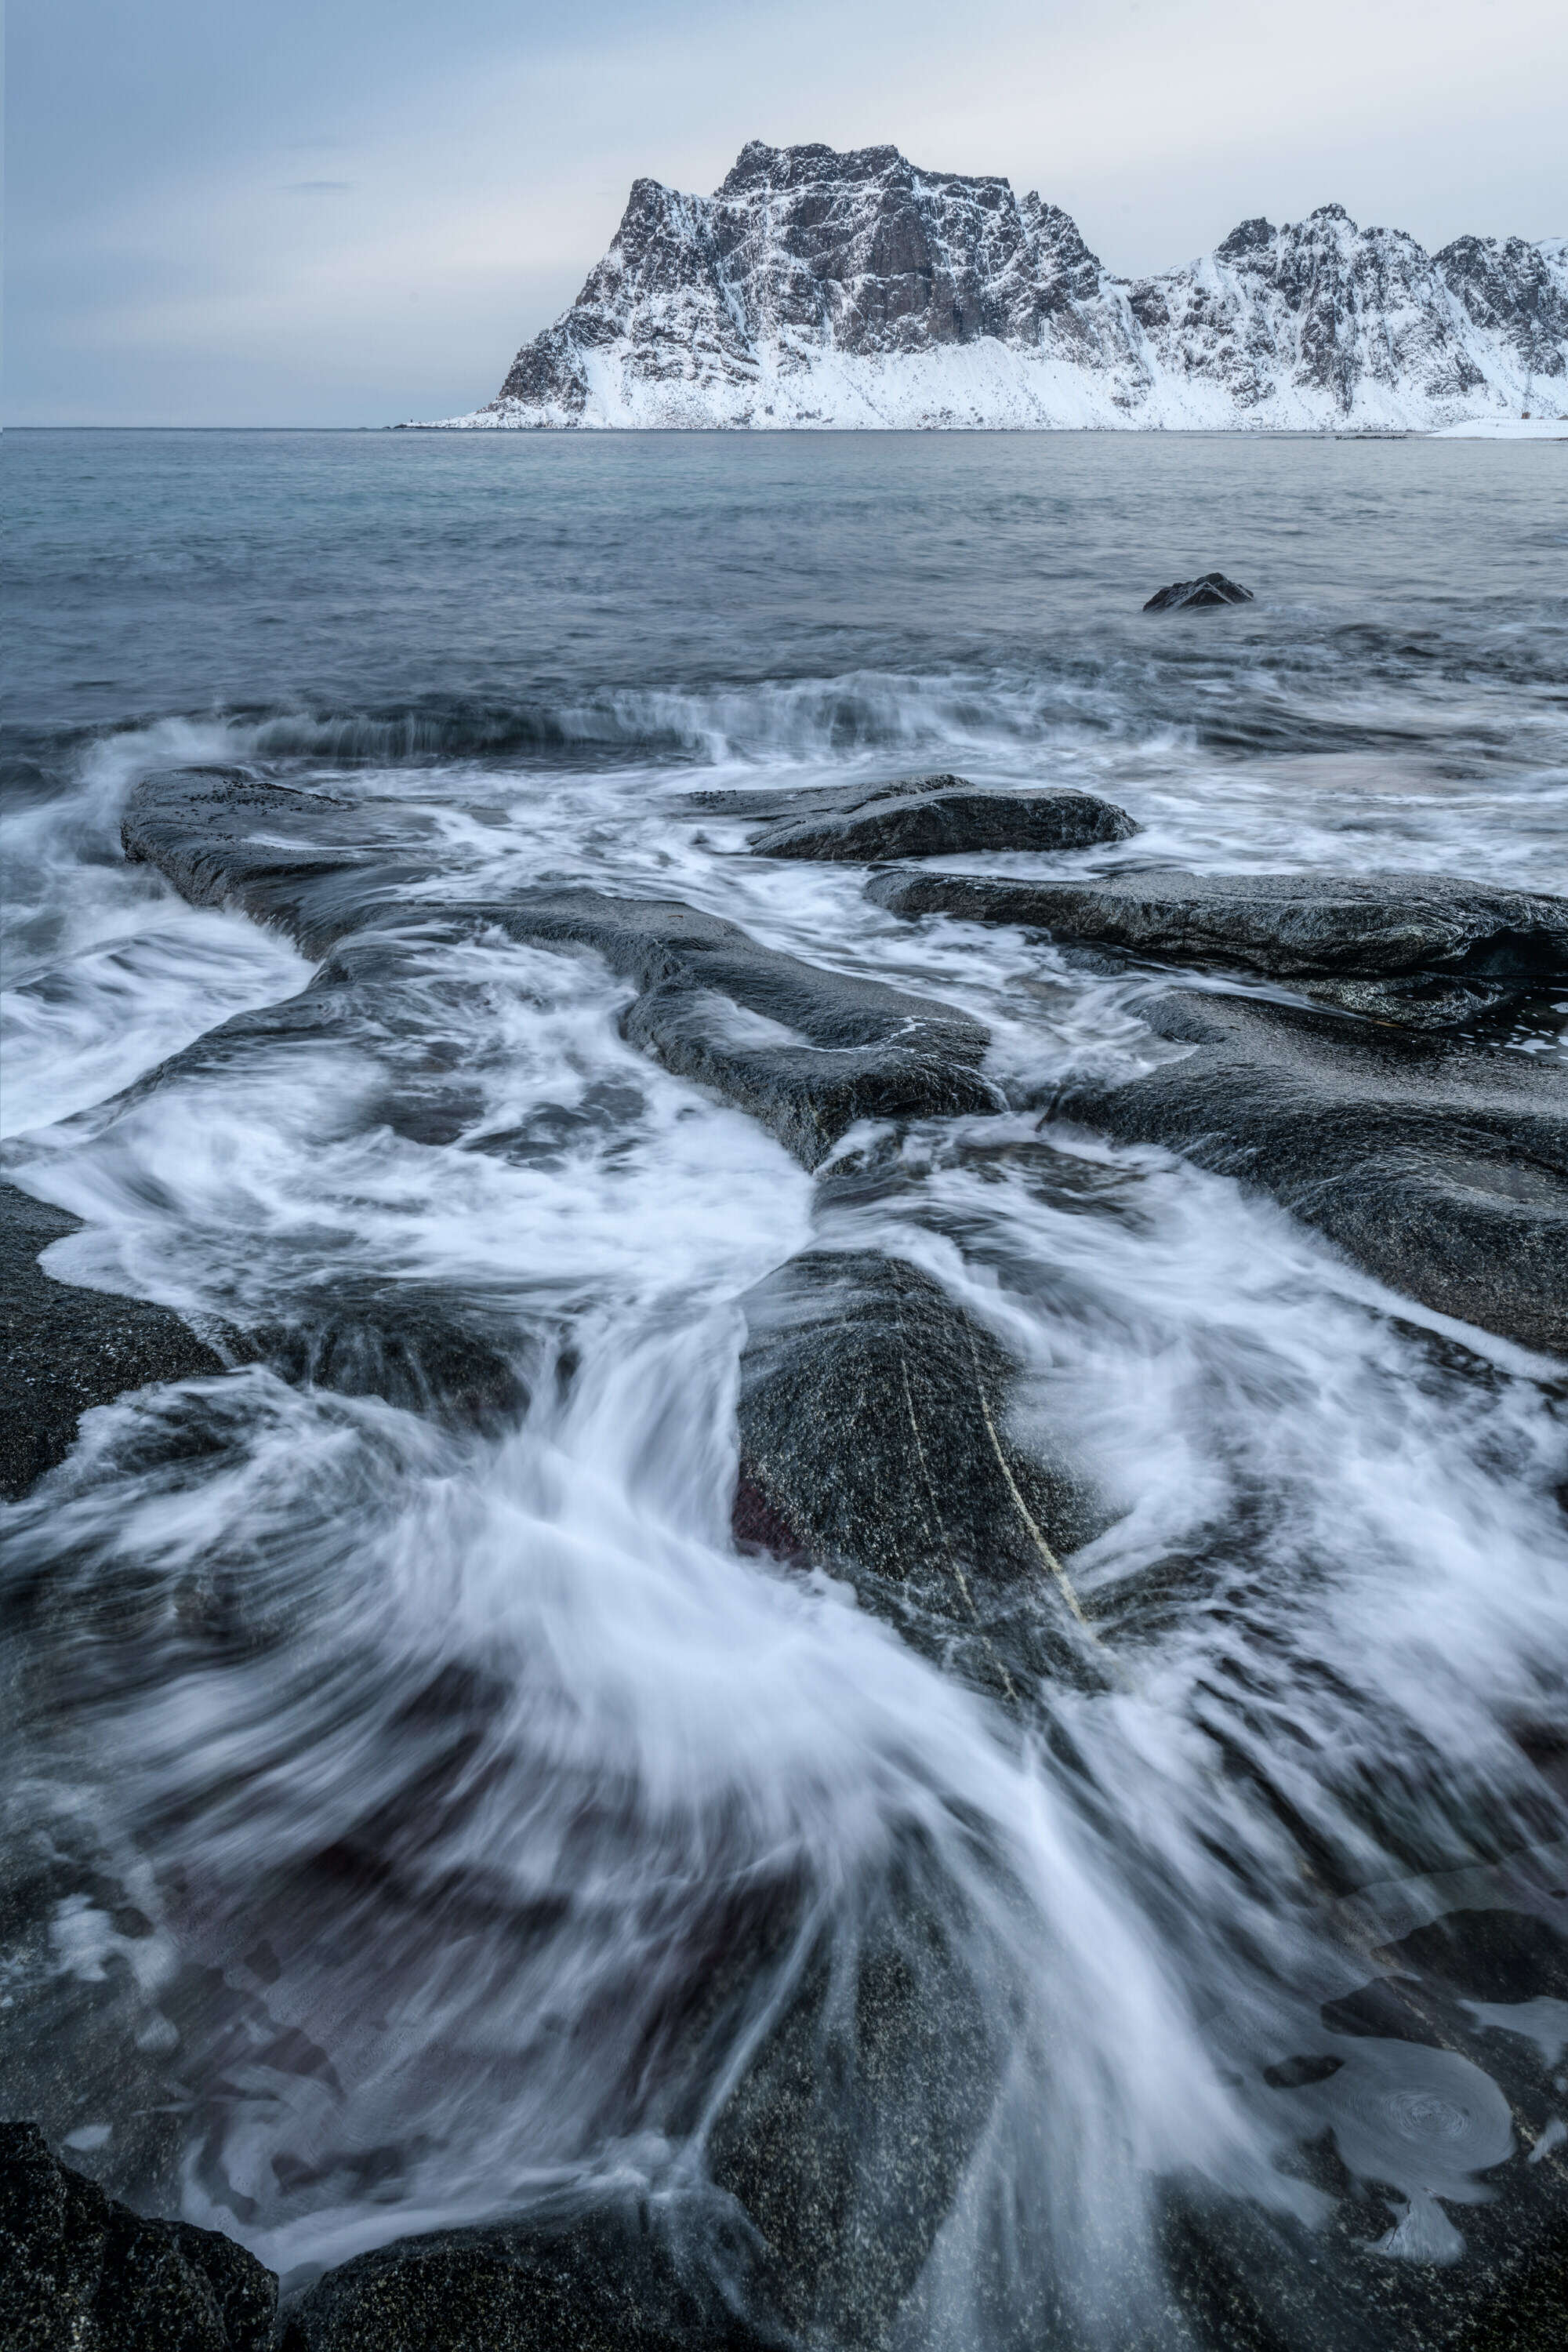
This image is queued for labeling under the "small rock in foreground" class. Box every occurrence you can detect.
[0,1183,227,1500]
[0,2122,275,2351]
[735,1249,1101,1692]
[1143,572,1254,612]
[278,2196,772,2352]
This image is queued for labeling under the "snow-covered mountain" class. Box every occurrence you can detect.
[427,142,1568,431]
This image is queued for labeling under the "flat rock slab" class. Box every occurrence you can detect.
[869,864,1568,1025]
[735,1249,1100,1690]
[1052,990,1568,1357]
[0,2122,276,2351]
[748,782,1135,863]
[1143,572,1254,611]
[121,768,440,958]
[123,770,999,1167]
[0,1183,226,1500]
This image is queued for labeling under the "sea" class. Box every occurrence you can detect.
[3,428,1567,2331]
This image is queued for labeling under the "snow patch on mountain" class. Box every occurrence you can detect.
[420,143,1568,434]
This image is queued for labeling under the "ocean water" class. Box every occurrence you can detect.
[3,429,1568,2333]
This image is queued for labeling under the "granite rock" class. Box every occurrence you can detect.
[0,1183,227,1501]
[0,2122,275,2352]
[1051,989,1568,1356]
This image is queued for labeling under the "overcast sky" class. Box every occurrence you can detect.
[9,0,1566,426]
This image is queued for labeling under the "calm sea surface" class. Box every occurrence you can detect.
[2,430,1567,2325]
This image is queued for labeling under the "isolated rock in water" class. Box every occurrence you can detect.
[0,1182,227,1499]
[1052,990,1568,1356]
[0,2121,276,2351]
[735,1249,1098,1689]
[279,2194,771,2352]
[750,779,1136,862]
[868,866,1568,1025]
[706,1839,1005,2349]
[1142,572,1254,612]
[123,768,1000,1168]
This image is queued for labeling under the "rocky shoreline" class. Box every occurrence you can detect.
[3,757,1566,2347]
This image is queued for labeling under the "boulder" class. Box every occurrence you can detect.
[278,2194,774,2352]
[867,866,1568,1030]
[735,1249,1101,1691]
[1142,572,1253,612]
[1051,989,1568,1356]
[0,1183,227,1500]
[122,769,1000,1168]
[747,780,1136,863]
[0,2121,276,2351]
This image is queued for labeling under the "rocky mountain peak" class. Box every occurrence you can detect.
[459,140,1567,432]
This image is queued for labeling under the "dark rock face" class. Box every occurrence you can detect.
[279,2196,773,2352]
[0,1183,226,1500]
[750,779,1136,862]
[122,768,1000,1168]
[1142,573,1254,612]
[1052,990,1568,1357]
[1438,233,1568,382]
[0,2122,276,2351]
[735,1250,1098,1690]
[868,864,1568,1025]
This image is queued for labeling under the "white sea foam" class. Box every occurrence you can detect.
[3,574,1565,2329]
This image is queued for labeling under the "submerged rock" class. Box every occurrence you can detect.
[1052,990,1568,1356]
[1164,1904,1568,2351]
[0,1183,227,1500]
[735,1249,1100,1690]
[706,1838,1006,2350]
[749,779,1136,862]
[122,768,1000,1168]
[1142,572,1254,612]
[869,864,1568,1028]
[0,2122,276,2351]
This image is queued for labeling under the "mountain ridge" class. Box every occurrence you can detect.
[426,140,1568,431]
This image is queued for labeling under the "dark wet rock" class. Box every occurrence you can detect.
[749,779,1136,862]
[1051,990,1568,1356]
[246,1284,530,1429]
[685,776,944,824]
[121,768,438,958]
[278,2194,775,2352]
[0,1183,227,1501]
[1142,572,1254,612]
[1161,1904,1568,2351]
[706,1838,1006,2350]
[0,2121,276,2351]
[466,890,1000,1167]
[122,769,1000,1169]
[868,865,1568,1028]
[735,1249,1100,1690]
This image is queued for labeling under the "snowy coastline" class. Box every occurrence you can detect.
[417,144,1568,436]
